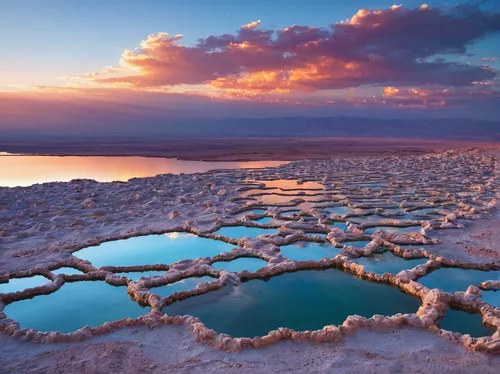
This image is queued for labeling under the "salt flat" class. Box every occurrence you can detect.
[1,146,500,372]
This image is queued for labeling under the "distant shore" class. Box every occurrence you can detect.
[0,137,495,161]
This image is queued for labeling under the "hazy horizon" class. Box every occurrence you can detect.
[1,0,500,140]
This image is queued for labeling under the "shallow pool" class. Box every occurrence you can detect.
[0,275,52,294]
[150,276,216,298]
[365,226,422,235]
[214,226,279,238]
[163,269,420,337]
[280,241,341,261]
[74,233,236,267]
[4,281,147,332]
[51,267,84,275]
[418,268,500,293]
[438,308,493,337]
[117,271,167,281]
[212,258,268,273]
[353,252,428,275]
[482,290,500,308]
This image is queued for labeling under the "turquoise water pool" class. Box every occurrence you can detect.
[163,269,420,337]
[74,233,236,267]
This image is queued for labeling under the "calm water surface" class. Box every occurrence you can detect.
[151,276,216,298]
[418,268,500,292]
[213,226,279,238]
[353,252,428,275]
[212,258,268,272]
[164,269,420,337]
[0,154,286,187]
[4,281,147,332]
[280,241,341,261]
[74,233,236,267]
[0,275,52,294]
[438,308,493,337]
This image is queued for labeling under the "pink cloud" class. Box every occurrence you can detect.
[89,4,499,92]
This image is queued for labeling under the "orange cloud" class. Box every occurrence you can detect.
[77,4,499,95]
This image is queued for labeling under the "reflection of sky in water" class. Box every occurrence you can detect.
[330,221,348,230]
[253,179,323,189]
[353,252,427,275]
[150,276,215,298]
[365,226,421,234]
[214,226,279,238]
[75,233,235,267]
[252,217,273,224]
[280,241,341,261]
[418,268,500,292]
[164,269,419,337]
[235,209,267,218]
[51,267,84,275]
[251,194,298,204]
[438,308,493,337]
[212,258,268,272]
[325,206,353,215]
[281,209,301,217]
[0,275,51,294]
[0,155,286,187]
[116,271,167,281]
[4,282,147,332]
[482,290,500,308]
[343,241,371,248]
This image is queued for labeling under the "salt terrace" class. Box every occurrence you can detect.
[1,147,500,354]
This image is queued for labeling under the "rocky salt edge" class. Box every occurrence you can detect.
[1,147,500,356]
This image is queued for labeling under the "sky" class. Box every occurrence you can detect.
[1,0,500,137]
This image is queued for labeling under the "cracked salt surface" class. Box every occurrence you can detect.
[1,146,500,354]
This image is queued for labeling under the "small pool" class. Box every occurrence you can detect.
[280,241,341,261]
[252,217,273,224]
[418,268,500,293]
[254,180,323,190]
[3,281,147,332]
[235,209,267,218]
[163,269,420,337]
[212,258,268,273]
[324,206,356,216]
[343,241,371,248]
[116,271,167,281]
[281,210,301,217]
[365,226,422,235]
[0,275,52,294]
[330,221,348,230]
[74,233,236,267]
[150,276,216,298]
[214,226,279,238]
[51,267,84,275]
[482,290,500,308]
[438,308,493,337]
[353,252,428,275]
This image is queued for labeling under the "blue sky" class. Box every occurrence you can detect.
[2,0,499,87]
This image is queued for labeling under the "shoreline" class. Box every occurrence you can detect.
[1,137,497,162]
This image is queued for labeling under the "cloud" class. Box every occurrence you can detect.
[88,3,500,92]
[482,57,500,62]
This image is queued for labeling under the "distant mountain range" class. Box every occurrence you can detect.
[182,117,500,140]
[2,116,499,141]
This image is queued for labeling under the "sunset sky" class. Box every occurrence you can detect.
[1,0,500,136]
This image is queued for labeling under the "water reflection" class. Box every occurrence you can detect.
[0,154,286,187]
